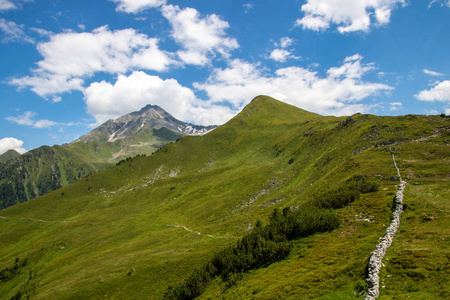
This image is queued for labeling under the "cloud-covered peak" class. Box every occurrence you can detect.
[296,0,407,33]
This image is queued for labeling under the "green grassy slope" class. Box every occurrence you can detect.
[0,150,21,163]
[0,96,448,299]
[0,126,183,210]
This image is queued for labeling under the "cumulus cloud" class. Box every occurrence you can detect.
[269,37,299,62]
[279,37,294,48]
[296,0,406,33]
[9,26,173,98]
[0,18,34,43]
[194,55,392,116]
[6,111,59,128]
[84,71,235,126]
[423,69,445,76]
[416,80,450,102]
[112,0,166,13]
[269,49,294,62]
[161,4,239,66]
[0,137,27,155]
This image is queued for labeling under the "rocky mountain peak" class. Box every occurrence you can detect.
[77,105,216,143]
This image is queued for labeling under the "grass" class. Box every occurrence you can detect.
[0,96,448,299]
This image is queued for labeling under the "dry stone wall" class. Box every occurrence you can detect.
[365,154,405,300]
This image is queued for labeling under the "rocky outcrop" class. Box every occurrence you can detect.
[365,154,405,300]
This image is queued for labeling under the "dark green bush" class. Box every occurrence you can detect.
[351,180,380,193]
[313,189,361,209]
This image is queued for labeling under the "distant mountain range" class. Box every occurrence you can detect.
[0,104,216,209]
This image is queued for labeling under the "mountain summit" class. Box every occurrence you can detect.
[77,105,216,143]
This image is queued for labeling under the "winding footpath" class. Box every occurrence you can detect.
[365,153,406,300]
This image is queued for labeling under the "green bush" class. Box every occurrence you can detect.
[313,189,361,209]
[351,180,380,193]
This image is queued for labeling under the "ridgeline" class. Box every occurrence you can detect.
[0,96,448,299]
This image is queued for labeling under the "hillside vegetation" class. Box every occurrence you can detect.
[0,96,448,299]
[0,104,213,210]
[0,150,21,163]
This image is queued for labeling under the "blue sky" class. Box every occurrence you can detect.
[1,0,449,154]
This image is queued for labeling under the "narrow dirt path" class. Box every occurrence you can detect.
[0,215,232,239]
[365,152,406,300]
[166,224,234,239]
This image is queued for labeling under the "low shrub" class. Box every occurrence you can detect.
[313,189,361,209]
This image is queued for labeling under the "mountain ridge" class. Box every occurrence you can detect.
[0,104,217,210]
[0,96,448,299]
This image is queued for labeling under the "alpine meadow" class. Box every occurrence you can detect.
[0,96,448,299]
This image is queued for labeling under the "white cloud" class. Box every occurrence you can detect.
[389,102,402,111]
[0,0,32,11]
[112,0,166,13]
[161,4,239,66]
[423,69,445,76]
[429,0,450,8]
[295,15,330,31]
[6,111,35,126]
[84,71,235,126]
[269,49,293,62]
[9,26,173,98]
[243,3,253,13]
[6,111,59,128]
[34,119,59,128]
[194,55,392,116]
[416,80,450,102]
[0,0,15,10]
[269,37,299,62]
[279,37,294,48]
[425,109,439,115]
[0,137,27,155]
[29,27,53,37]
[9,74,85,97]
[0,18,34,43]
[296,0,406,33]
